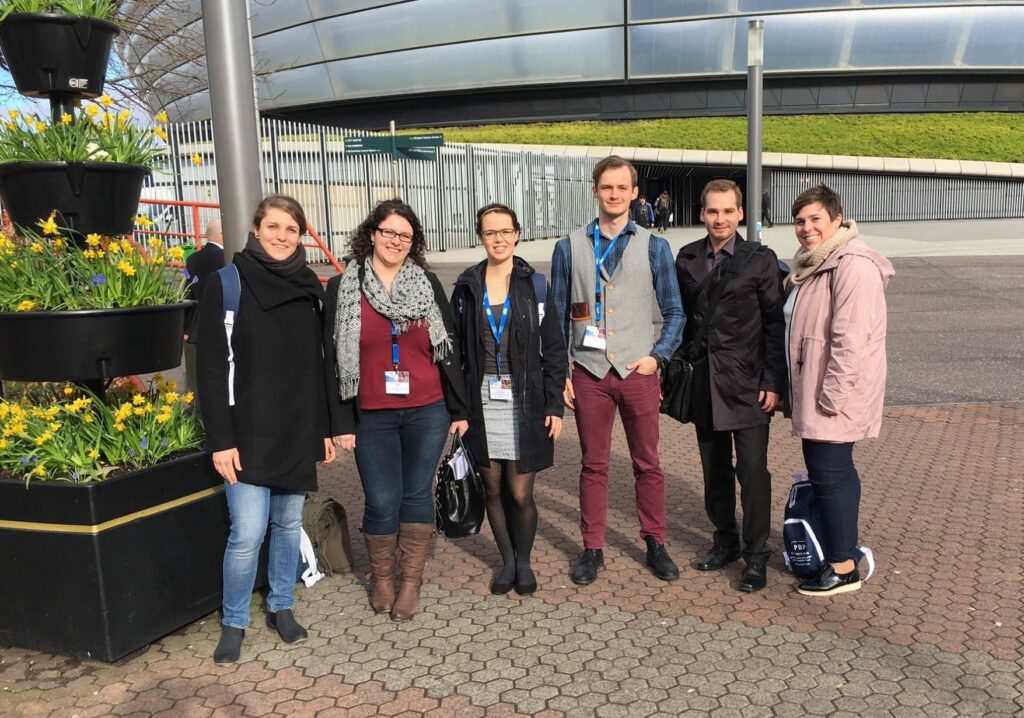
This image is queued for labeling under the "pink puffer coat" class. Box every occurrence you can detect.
[787,237,895,442]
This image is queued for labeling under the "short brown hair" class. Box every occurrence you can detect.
[792,184,843,220]
[252,194,307,235]
[701,179,742,208]
[592,155,638,187]
[475,203,521,237]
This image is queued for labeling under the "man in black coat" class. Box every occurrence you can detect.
[675,180,786,593]
[184,219,224,396]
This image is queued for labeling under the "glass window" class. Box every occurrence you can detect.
[253,23,326,70]
[961,7,1024,67]
[249,1,313,35]
[628,0,1011,22]
[257,64,337,109]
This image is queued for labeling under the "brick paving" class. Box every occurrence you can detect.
[2,401,1022,717]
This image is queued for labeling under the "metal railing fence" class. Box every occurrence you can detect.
[146,118,598,261]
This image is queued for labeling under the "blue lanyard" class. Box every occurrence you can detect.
[593,224,619,324]
[482,283,511,376]
[391,321,400,369]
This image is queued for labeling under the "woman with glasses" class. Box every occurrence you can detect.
[325,199,469,621]
[451,203,566,596]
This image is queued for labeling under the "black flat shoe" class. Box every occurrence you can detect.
[695,545,741,571]
[514,566,537,595]
[643,536,679,581]
[266,609,308,643]
[490,574,515,595]
[738,561,767,592]
[797,565,861,596]
[213,626,244,664]
[570,548,604,586]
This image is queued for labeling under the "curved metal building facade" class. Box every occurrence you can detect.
[122,1,1024,127]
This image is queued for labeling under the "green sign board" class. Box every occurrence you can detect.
[343,133,444,161]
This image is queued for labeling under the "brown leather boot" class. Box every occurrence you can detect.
[363,533,398,613]
[391,522,434,621]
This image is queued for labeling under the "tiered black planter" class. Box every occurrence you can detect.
[0,160,150,241]
[0,454,227,662]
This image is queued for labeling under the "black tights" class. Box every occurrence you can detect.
[478,460,537,581]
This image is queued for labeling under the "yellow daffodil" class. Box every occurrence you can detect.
[34,121,46,132]
[106,242,120,254]
[87,449,100,459]
[147,238,162,249]
[33,465,46,477]
[164,391,180,404]
[165,379,177,392]
[45,406,60,419]
[136,215,155,228]
[114,421,126,432]
[8,109,19,120]
[84,103,99,118]
[0,438,7,449]
[98,94,114,107]
[53,238,65,249]
[49,422,61,432]
[153,126,168,142]
[168,246,185,261]
[118,261,136,277]
[60,113,73,125]
[83,413,95,424]
[191,153,203,166]
[63,386,75,396]
[120,239,133,253]
[155,110,168,123]
[132,394,146,406]
[155,412,172,424]
[34,431,52,446]
[15,300,35,312]
[86,233,101,247]
[37,211,59,236]
[10,261,18,268]
[83,249,96,260]
[29,242,43,254]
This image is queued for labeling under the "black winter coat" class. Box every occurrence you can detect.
[323,268,470,436]
[675,234,787,431]
[451,258,566,473]
[196,250,333,491]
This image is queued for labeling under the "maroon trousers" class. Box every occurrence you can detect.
[572,364,667,548]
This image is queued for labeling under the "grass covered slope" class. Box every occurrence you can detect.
[404,114,1023,163]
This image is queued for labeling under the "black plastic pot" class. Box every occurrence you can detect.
[0,302,193,382]
[0,453,229,662]
[0,161,150,239]
[0,12,119,99]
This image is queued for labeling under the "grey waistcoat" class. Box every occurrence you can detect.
[569,225,655,379]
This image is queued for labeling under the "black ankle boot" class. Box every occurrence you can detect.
[213,626,245,664]
[266,609,308,643]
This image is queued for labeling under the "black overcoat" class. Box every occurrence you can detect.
[196,250,332,491]
[675,234,787,431]
[322,268,470,437]
[451,258,566,473]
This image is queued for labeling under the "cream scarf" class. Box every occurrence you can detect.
[789,219,859,285]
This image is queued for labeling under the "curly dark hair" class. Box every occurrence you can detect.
[347,199,428,268]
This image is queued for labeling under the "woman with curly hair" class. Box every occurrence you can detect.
[324,199,469,621]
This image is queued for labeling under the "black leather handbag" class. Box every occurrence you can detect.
[434,433,486,538]
[659,354,695,423]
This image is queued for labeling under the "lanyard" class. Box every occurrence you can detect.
[593,224,619,324]
[483,284,511,376]
[391,321,400,369]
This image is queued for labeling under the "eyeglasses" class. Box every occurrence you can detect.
[376,227,414,244]
[481,228,518,241]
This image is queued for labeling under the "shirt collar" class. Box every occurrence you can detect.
[705,234,737,259]
[588,218,637,241]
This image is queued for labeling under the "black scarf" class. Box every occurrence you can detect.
[245,232,308,277]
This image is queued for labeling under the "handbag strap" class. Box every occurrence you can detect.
[688,241,760,359]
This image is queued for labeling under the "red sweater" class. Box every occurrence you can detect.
[358,295,444,410]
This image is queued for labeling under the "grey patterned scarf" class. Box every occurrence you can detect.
[333,257,452,400]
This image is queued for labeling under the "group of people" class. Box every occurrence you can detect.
[188,154,893,664]
[632,191,672,232]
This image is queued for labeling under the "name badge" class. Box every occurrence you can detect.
[582,325,607,350]
[488,376,513,401]
[385,371,411,395]
[537,302,545,323]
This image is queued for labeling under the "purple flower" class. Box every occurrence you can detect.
[160,438,168,448]
[128,449,136,457]
[71,471,80,482]
[19,457,29,465]
[140,436,149,449]
[91,274,106,286]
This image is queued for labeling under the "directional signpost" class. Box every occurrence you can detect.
[343,133,444,161]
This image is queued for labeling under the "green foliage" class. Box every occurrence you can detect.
[0,222,191,311]
[404,114,1024,163]
[0,0,117,22]
[0,379,202,484]
[0,100,167,167]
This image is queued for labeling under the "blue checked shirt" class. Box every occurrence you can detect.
[551,219,685,366]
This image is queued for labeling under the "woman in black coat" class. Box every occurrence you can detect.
[325,199,469,622]
[451,203,566,596]
[197,195,337,664]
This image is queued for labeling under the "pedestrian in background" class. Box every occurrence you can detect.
[451,203,566,596]
[326,199,469,621]
[784,184,894,596]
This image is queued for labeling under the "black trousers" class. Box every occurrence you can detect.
[694,422,772,563]
[802,439,860,563]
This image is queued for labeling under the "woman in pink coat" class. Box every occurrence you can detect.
[784,185,894,597]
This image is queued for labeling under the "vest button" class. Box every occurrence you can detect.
[607,330,614,337]
[608,352,616,360]
[608,307,615,314]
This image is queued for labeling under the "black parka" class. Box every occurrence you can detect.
[196,250,333,491]
[323,268,470,437]
[451,258,567,472]
[675,234,787,432]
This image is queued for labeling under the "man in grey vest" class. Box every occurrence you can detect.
[551,155,685,586]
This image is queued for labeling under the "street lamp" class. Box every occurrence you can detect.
[747,19,764,243]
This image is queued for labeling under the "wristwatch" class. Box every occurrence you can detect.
[653,354,669,371]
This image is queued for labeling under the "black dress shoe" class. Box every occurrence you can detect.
[643,536,679,581]
[266,609,308,643]
[695,545,741,571]
[570,548,604,586]
[797,565,861,596]
[490,566,516,595]
[213,626,244,664]
[514,565,537,595]
[738,561,767,592]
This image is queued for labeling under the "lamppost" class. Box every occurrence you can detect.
[746,19,764,244]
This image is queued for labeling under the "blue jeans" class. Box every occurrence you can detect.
[222,481,305,629]
[355,400,451,535]
[802,439,860,563]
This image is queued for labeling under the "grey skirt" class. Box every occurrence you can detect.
[480,374,520,461]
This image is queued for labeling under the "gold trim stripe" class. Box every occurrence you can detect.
[0,485,225,535]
